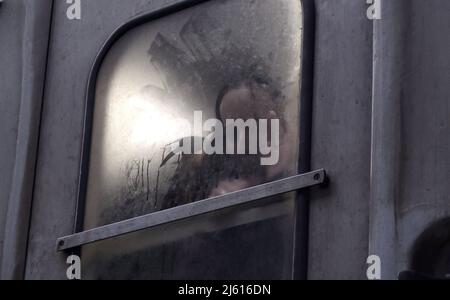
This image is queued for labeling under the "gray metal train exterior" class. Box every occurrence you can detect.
[0,0,449,280]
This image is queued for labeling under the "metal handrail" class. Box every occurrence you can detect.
[57,169,326,251]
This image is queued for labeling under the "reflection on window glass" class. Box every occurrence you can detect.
[82,0,303,279]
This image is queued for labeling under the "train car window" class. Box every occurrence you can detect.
[81,0,304,279]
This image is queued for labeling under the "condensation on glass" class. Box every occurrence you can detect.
[82,0,303,279]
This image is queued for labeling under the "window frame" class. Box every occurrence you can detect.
[58,0,319,280]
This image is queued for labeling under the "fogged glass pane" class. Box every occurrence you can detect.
[82,196,296,280]
[82,0,302,279]
[85,0,302,228]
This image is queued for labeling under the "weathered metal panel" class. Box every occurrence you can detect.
[0,0,53,280]
[396,0,450,275]
[308,0,373,279]
[0,0,25,275]
[370,0,410,280]
[24,0,205,280]
[371,0,450,279]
